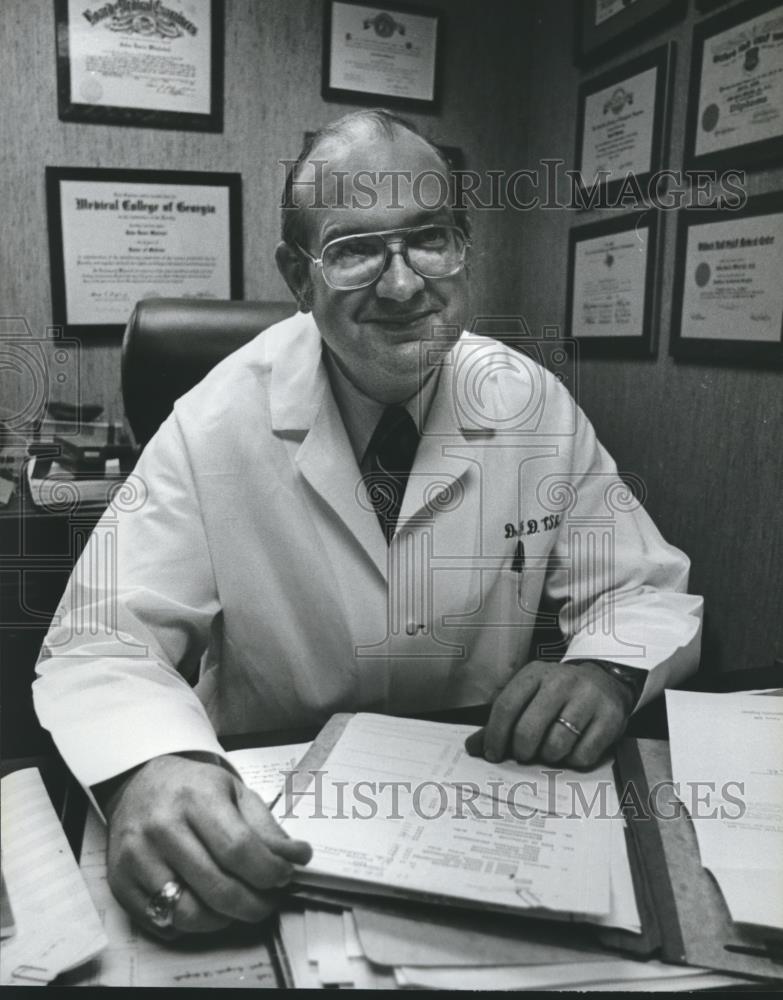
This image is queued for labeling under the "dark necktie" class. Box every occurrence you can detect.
[364,406,420,544]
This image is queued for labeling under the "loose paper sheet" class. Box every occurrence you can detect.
[666,690,783,930]
[0,769,107,986]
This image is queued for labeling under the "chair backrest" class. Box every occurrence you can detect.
[121,297,296,446]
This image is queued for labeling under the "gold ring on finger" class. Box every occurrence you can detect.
[555,716,583,737]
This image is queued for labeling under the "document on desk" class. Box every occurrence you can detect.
[278,713,630,922]
[666,689,783,931]
[0,768,107,986]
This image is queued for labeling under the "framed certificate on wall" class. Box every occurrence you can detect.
[566,211,660,357]
[46,167,243,337]
[685,0,783,170]
[575,44,673,201]
[670,192,783,366]
[322,0,441,109]
[55,0,224,131]
[576,0,685,67]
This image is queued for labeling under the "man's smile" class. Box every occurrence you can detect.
[361,309,439,329]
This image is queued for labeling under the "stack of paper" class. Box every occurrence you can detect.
[277,905,396,988]
[277,714,640,929]
[666,689,783,932]
[276,900,751,991]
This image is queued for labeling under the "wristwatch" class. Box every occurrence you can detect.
[565,659,647,708]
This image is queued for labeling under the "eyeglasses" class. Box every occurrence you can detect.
[295,224,470,291]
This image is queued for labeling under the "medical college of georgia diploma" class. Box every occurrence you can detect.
[679,211,783,342]
[65,0,214,116]
[57,177,233,326]
[694,4,783,160]
[571,225,651,339]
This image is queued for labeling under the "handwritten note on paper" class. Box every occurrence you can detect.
[279,714,613,918]
[0,768,107,986]
[228,742,312,804]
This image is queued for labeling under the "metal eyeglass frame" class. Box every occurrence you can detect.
[294,223,471,290]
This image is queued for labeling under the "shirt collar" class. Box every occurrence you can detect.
[324,346,441,467]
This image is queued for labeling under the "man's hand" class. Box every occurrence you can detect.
[101,754,312,938]
[465,660,636,769]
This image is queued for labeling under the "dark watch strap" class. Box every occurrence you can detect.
[565,659,647,705]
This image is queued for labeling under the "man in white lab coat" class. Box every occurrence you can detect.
[33,110,703,937]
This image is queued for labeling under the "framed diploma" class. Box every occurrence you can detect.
[670,192,783,366]
[575,44,673,199]
[566,211,660,357]
[322,0,441,109]
[685,0,783,170]
[55,0,224,131]
[576,0,685,67]
[46,167,243,337]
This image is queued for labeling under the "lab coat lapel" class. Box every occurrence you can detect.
[269,315,388,579]
[295,389,388,579]
[398,341,493,531]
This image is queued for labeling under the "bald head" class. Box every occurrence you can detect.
[280,109,457,250]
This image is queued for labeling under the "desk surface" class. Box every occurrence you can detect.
[4,714,782,991]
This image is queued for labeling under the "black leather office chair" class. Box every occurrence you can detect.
[121,298,296,447]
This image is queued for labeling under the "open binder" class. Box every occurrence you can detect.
[609,737,782,978]
[281,714,782,980]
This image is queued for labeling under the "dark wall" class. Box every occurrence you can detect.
[516,1,783,673]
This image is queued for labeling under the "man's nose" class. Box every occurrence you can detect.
[374,248,425,301]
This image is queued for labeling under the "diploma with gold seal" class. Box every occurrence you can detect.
[671,193,783,365]
[687,0,783,168]
[56,0,223,131]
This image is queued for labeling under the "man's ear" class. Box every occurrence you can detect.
[275,241,313,313]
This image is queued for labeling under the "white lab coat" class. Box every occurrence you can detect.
[33,314,703,788]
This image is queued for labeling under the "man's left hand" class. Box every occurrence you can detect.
[464,660,636,769]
